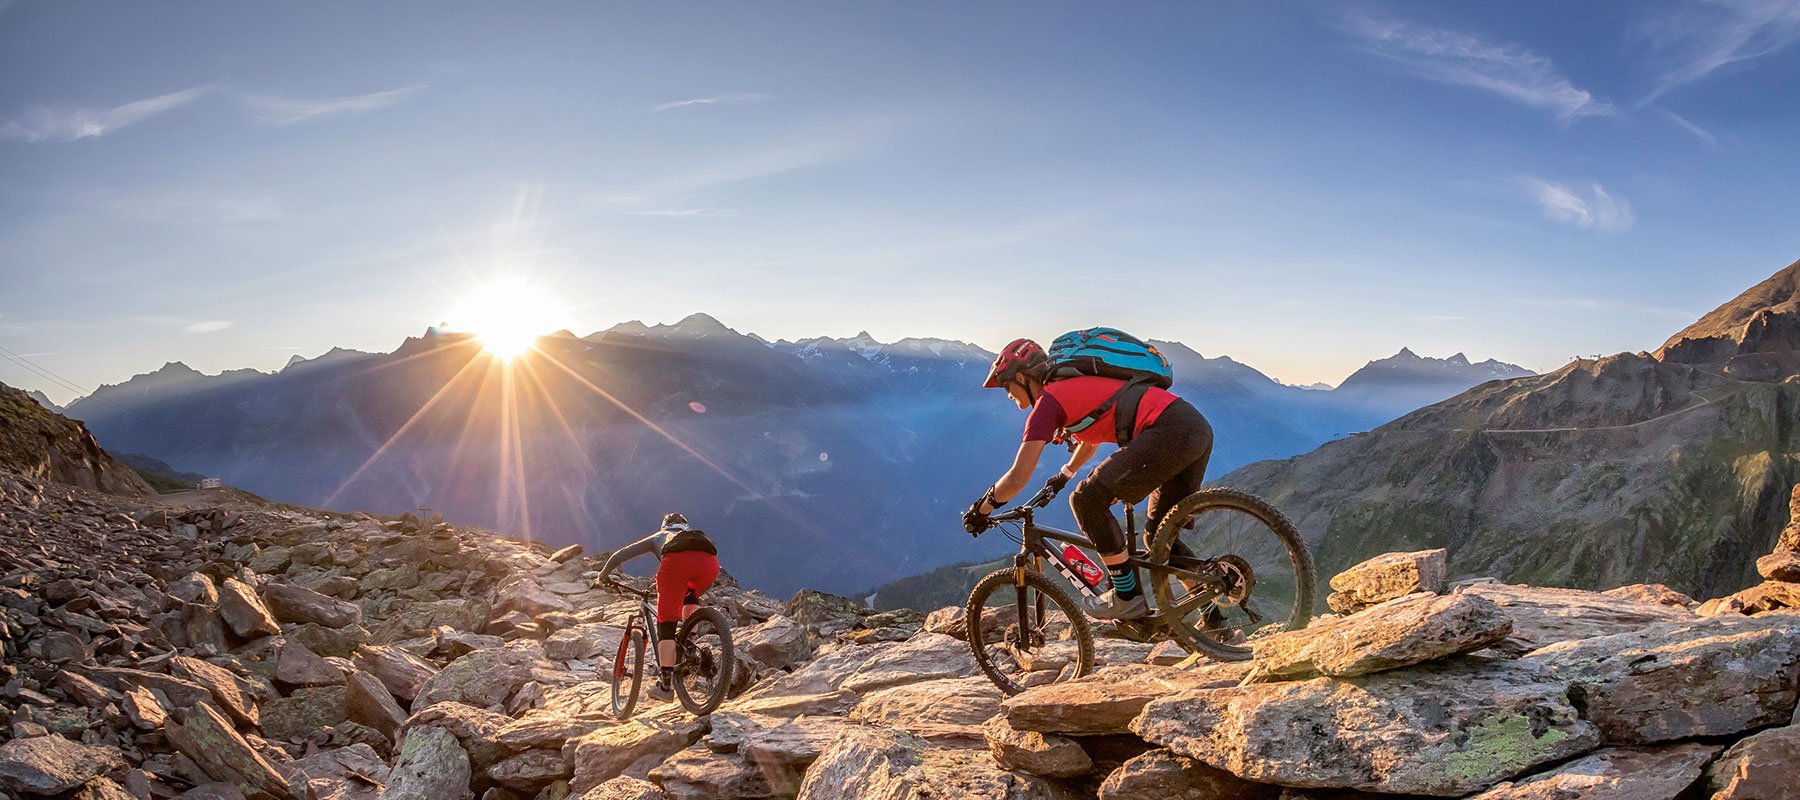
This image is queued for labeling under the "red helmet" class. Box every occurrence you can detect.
[984,338,1048,388]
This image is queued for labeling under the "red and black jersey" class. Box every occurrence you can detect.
[1022,376,1180,446]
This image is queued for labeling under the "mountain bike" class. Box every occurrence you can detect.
[965,482,1316,695]
[605,580,735,718]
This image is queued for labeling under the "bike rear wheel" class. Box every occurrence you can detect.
[966,567,1094,696]
[1145,488,1317,661]
[673,607,734,716]
[610,625,646,719]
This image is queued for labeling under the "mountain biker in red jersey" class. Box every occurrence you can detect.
[597,513,719,699]
[965,338,1214,620]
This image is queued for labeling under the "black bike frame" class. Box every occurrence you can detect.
[618,589,667,672]
[989,496,1225,630]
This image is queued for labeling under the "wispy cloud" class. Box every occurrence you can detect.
[630,208,737,218]
[1657,108,1719,145]
[1514,178,1635,232]
[1343,14,1612,120]
[1524,296,1697,319]
[0,86,210,142]
[184,320,234,334]
[243,84,424,126]
[1636,0,1800,99]
[652,93,771,112]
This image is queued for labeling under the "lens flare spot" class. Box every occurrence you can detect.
[819,452,829,462]
[689,401,708,414]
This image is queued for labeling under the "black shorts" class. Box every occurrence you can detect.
[1092,398,1214,524]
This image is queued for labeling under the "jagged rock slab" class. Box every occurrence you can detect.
[163,702,296,800]
[839,633,977,693]
[351,645,436,702]
[737,642,879,699]
[576,775,669,799]
[1704,581,1800,616]
[1461,583,1693,655]
[494,712,611,752]
[67,776,137,800]
[82,665,213,709]
[261,686,348,741]
[1758,550,1800,582]
[413,644,539,709]
[263,583,361,628]
[400,702,511,769]
[650,744,792,800]
[1131,657,1600,797]
[345,670,407,737]
[281,743,387,800]
[1601,584,1697,608]
[1526,615,1800,743]
[275,638,346,686]
[0,735,125,795]
[1004,662,1251,735]
[384,726,473,800]
[1097,748,1278,800]
[983,714,1091,778]
[372,598,492,643]
[1467,743,1719,799]
[850,676,1003,739]
[724,689,859,718]
[796,728,1085,800]
[289,622,372,658]
[1328,549,1446,612]
[707,712,860,768]
[1252,591,1512,680]
[218,578,281,638]
[486,748,571,793]
[543,623,625,661]
[1703,723,1800,800]
[736,615,813,673]
[170,656,261,727]
[565,715,706,793]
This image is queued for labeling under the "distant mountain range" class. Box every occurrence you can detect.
[58,316,1530,596]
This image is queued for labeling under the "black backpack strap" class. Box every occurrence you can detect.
[1112,377,1152,447]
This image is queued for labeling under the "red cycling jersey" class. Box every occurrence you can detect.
[1022,376,1180,446]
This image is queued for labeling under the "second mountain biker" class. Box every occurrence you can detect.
[964,335,1214,621]
[597,513,719,699]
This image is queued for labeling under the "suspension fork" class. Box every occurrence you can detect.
[1012,552,1033,647]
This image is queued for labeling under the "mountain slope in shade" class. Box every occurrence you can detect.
[0,382,152,496]
[25,389,62,414]
[1219,257,1800,602]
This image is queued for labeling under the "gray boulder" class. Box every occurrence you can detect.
[1251,591,1512,680]
[382,726,473,800]
[1526,615,1800,743]
[1468,743,1720,800]
[0,735,125,796]
[1131,657,1599,797]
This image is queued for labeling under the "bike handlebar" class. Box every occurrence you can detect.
[976,483,1059,530]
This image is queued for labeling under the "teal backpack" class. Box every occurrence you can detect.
[1045,328,1173,446]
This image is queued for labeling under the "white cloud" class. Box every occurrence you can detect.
[243,84,424,126]
[653,93,771,112]
[1343,14,1612,120]
[1515,178,1635,232]
[1657,108,1719,145]
[1637,0,1800,98]
[0,86,209,142]
[184,320,234,334]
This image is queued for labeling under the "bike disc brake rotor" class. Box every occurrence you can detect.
[1216,555,1255,606]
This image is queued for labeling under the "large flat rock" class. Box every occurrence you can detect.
[795,728,1085,800]
[850,676,1003,739]
[1327,549,1446,612]
[1467,743,1720,800]
[1461,583,1692,655]
[1251,591,1511,680]
[839,633,977,694]
[1526,615,1800,743]
[1003,662,1251,735]
[1096,748,1278,800]
[1131,657,1600,797]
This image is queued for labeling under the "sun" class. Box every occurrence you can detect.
[446,278,564,361]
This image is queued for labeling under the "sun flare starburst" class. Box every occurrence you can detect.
[446,278,564,361]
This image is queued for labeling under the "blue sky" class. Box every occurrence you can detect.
[2,1,1797,404]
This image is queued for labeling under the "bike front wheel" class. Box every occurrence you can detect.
[673,607,734,716]
[966,567,1095,696]
[610,625,646,719]
[1145,488,1317,662]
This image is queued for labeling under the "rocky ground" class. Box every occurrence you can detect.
[0,470,1795,800]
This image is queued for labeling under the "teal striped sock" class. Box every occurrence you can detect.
[1108,566,1140,600]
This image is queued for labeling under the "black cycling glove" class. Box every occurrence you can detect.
[963,489,996,535]
[1044,471,1072,497]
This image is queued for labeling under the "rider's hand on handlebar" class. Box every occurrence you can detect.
[962,497,993,536]
[1043,471,1071,499]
